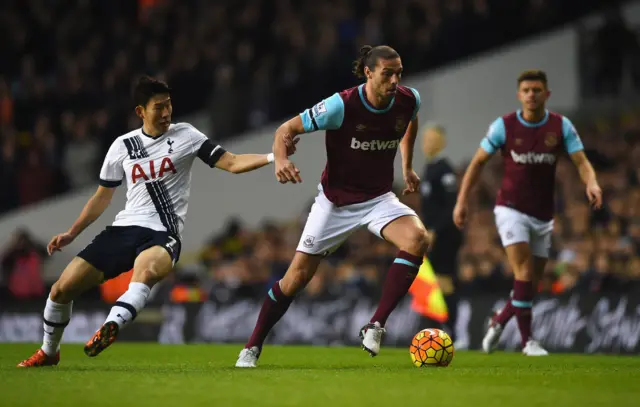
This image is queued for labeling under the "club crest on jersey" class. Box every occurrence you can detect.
[544,132,558,147]
[303,235,315,248]
[515,138,523,146]
[167,138,174,153]
[131,157,177,184]
[395,117,406,133]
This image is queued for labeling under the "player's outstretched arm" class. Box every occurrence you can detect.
[570,151,602,209]
[214,138,298,175]
[48,186,116,255]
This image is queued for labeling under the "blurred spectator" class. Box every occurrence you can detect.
[593,6,640,96]
[63,116,101,189]
[0,133,20,212]
[1,228,47,300]
[17,149,56,206]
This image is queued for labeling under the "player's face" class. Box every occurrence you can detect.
[138,93,172,134]
[517,80,549,111]
[369,57,403,98]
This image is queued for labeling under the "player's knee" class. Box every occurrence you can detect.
[133,265,167,286]
[404,228,432,256]
[514,266,533,281]
[50,280,74,304]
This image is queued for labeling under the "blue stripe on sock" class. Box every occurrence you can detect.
[268,288,277,302]
[394,258,419,268]
[512,299,533,308]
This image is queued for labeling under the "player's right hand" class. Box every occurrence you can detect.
[284,136,300,156]
[453,202,467,230]
[275,159,302,184]
[47,232,76,256]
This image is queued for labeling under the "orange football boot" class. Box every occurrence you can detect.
[84,321,119,357]
[17,349,60,367]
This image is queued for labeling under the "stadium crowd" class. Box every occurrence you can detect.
[0,0,618,214]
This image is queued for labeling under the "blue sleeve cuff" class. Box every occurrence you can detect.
[299,93,344,133]
[480,138,497,154]
[480,117,505,154]
[300,110,316,133]
[562,116,584,154]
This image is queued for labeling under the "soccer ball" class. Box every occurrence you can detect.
[409,328,454,367]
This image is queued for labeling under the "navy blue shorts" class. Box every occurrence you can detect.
[77,226,181,280]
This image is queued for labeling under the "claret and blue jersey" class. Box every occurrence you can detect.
[480,109,585,221]
[298,84,421,206]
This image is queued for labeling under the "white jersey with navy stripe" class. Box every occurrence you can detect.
[99,122,224,238]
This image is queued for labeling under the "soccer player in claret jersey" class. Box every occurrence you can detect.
[236,45,433,368]
[453,70,603,356]
[17,76,295,367]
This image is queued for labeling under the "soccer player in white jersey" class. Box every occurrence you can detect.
[17,76,294,367]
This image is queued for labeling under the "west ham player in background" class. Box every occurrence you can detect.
[453,70,602,356]
[18,76,295,367]
[236,45,432,368]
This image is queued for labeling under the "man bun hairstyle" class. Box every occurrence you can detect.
[352,45,400,79]
[133,75,171,108]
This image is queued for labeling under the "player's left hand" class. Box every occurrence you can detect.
[586,181,603,209]
[402,169,420,195]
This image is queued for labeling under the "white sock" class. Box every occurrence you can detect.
[42,296,73,356]
[104,282,151,329]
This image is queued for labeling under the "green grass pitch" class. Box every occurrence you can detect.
[1,343,639,407]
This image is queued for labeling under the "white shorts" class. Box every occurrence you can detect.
[494,205,554,258]
[297,187,418,255]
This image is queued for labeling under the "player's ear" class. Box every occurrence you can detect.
[135,105,145,120]
[364,65,372,80]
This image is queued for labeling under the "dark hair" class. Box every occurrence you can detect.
[133,75,171,107]
[517,70,548,88]
[352,45,400,79]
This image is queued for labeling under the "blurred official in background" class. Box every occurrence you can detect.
[420,125,462,339]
